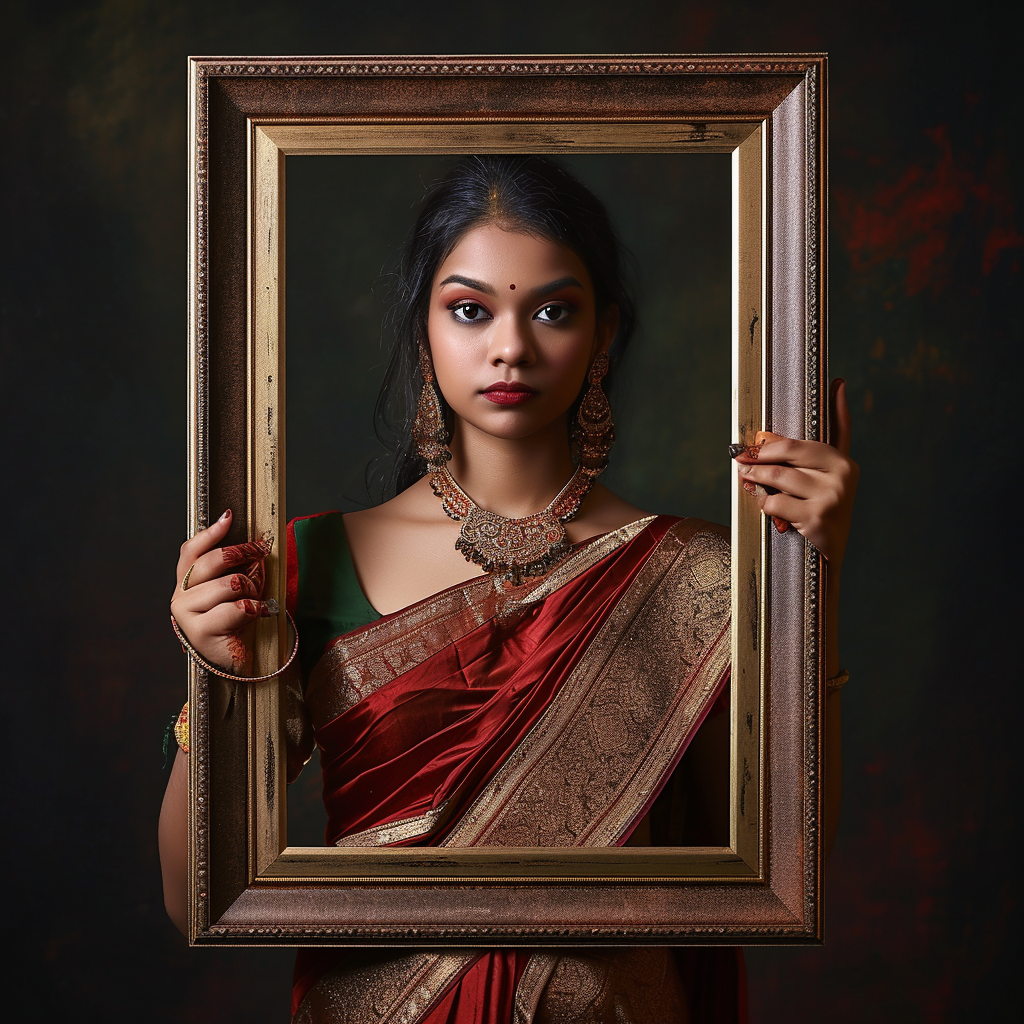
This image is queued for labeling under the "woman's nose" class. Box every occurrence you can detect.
[488,315,536,367]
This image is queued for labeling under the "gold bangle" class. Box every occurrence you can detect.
[170,610,299,682]
[174,702,190,753]
[826,668,849,694]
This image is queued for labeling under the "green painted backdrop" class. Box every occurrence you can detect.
[6,2,1018,1020]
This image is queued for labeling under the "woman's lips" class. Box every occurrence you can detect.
[481,382,537,405]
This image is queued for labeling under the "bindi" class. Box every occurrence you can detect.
[509,283,515,290]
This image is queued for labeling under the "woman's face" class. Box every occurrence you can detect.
[426,222,615,445]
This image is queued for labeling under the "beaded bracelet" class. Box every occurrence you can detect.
[170,609,299,683]
[826,668,849,694]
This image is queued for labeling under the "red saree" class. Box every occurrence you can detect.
[287,515,738,1024]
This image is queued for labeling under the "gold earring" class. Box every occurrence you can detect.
[413,343,451,472]
[576,352,614,477]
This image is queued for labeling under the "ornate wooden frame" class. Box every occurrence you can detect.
[186,54,827,945]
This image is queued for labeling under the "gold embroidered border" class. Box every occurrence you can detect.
[513,955,560,1024]
[294,950,474,1024]
[442,522,730,848]
[306,517,656,730]
[334,798,455,848]
[531,949,690,1023]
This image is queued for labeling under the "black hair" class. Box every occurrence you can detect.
[374,155,636,497]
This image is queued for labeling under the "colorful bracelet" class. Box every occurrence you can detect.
[170,609,299,682]
[174,702,190,754]
[826,668,849,694]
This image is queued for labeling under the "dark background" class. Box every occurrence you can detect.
[5,2,1018,1021]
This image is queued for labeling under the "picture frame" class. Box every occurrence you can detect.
[186,53,827,945]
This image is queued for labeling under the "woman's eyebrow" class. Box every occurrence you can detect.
[437,274,496,295]
[527,276,584,298]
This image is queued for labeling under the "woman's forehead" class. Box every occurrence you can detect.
[435,223,592,290]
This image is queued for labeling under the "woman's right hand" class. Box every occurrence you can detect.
[169,509,276,674]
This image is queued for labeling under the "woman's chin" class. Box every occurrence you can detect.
[457,410,570,446]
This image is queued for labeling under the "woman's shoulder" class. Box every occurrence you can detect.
[341,477,438,531]
[287,485,435,554]
[285,510,381,644]
[564,483,648,543]
[572,487,729,549]
[286,510,350,594]
[287,509,348,558]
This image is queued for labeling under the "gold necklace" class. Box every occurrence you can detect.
[431,465,597,585]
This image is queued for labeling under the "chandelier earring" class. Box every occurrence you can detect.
[575,352,615,477]
[412,341,452,473]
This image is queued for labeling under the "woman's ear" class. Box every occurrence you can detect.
[594,304,619,356]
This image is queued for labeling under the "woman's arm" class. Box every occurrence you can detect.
[159,748,189,935]
[734,379,858,856]
[159,510,276,935]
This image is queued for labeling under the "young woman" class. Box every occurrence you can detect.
[161,156,857,1023]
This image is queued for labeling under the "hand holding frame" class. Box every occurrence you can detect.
[169,510,277,675]
[734,379,859,570]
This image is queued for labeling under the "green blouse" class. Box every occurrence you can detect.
[290,511,381,680]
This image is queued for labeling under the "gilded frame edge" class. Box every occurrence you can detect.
[186,54,826,945]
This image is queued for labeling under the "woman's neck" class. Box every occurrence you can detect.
[445,418,576,519]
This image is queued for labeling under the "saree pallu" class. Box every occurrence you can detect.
[289,516,737,1024]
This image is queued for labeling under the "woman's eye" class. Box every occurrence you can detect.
[535,304,571,324]
[450,302,490,323]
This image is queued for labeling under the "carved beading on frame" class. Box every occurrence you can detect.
[195,56,816,78]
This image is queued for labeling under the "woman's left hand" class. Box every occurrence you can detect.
[734,378,859,570]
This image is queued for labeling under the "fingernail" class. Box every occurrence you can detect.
[742,480,756,494]
[219,509,231,522]
[729,442,764,460]
[761,510,790,533]
[230,575,245,593]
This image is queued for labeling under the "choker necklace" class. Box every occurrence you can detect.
[431,465,597,585]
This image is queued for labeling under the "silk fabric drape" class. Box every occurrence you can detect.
[290,516,736,1023]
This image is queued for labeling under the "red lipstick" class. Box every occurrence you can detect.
[481,381,537,405]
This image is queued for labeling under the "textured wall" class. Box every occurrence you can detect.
[6,2,1017,1020]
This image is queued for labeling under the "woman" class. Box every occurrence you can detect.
[161,156,857,1022]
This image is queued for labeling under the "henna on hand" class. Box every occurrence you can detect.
[220,532,273,596]
[226,633,249,673]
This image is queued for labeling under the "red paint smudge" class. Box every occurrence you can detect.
[983,224,1024,274]
[834,123,1022,295]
